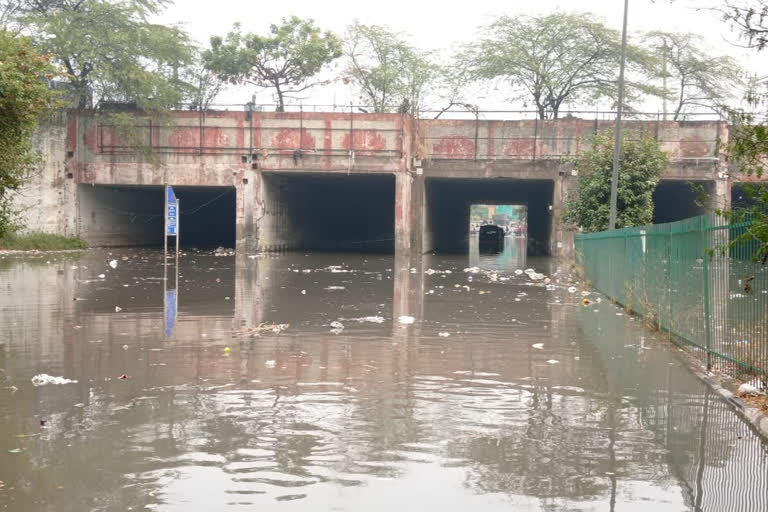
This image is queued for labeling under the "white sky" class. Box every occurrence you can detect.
[161,0,767,111]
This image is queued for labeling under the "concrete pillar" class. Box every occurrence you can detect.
[714,177,731,213]
[550,169,575,261]
[235,168,258,253]
[394,171,413,257]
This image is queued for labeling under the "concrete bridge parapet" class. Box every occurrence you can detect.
[18,109,732,258]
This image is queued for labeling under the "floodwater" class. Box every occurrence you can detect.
[1,239,767,512]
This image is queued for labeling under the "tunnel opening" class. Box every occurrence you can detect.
[425,178,553,255]
[652,180,713,224]
[261,172,395,253]
[78,184,236,248]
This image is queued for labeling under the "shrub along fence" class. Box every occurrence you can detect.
[575,214,767,382]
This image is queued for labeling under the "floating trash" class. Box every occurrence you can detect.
[532,343,544,349]
[31,374,78,386]
[398,316,415,325]
[438,332,451,337]
[109,260,117,269]
[265,360,276,369]
[546,359,560,365]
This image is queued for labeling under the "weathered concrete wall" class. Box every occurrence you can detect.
[13,110,737,258]
[9,117,77,236]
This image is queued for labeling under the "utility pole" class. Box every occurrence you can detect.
[662,39,668,122]
[608,0,629,231]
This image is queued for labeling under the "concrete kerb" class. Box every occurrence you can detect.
[676,349,768,440]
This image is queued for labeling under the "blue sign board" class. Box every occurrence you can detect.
[165,288,177,337]
[166,186,178,236]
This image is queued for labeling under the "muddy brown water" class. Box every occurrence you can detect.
[1,239,767,511]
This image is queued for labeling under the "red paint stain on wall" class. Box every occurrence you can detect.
[679,137,711,158]
[342,130,387,156]
[503,138,535,158]
[432,136,475,159]
[271,129,316,149]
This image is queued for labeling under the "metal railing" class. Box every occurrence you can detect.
[575,214,767,381]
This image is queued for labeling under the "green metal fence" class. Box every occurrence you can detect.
[575,214,767,381]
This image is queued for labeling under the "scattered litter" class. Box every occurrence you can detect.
[582,298,590,306]
[398,315,415,325]
[514,269,524,275]
[109,259,117,269]
[546,359,560,365]
[119,374,128,380]
[738,383,764,396]
[122,344,129,350]
[8,449,22,454]
[224,347,230,354]
[581,291,590,297]
[301,290,306,295]
[324,286,345,291]
[115,306,122,312]
[545,284,556,291]
[356,316,385,324]
[237,323,289,336]
[31,374,78,386]
[330,321,344,330]
[71,266,78,270]
[463,267,480,274]
[98,274,105,279]
[567,286,577,294]
[438,332,451,337]
[265,360,276,368]
[532,343,544,349]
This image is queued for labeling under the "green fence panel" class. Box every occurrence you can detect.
[575,214,767,381]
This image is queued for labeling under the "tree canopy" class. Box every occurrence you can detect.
[343,21,437,114]
[468,13,660,119]
[14,0,194,110]
[0,29,61,237]
[204,16,341,111]
[563,131,668,233]
[645,31,743,120]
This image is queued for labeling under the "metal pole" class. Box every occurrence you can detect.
[608,0,629,231]
[164,184,168,259]
[175,199,180,267]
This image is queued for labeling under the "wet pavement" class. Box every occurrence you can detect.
[1,239,767,511]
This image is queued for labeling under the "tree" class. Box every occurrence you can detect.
[204,17,341,112]
[183,57,226,111]
[719,0,768,50]
[644,31,743,120]
[469,13,659,119]
[15,0,194,110]
[563,131,668,233]
[344,21,437,114]
[0,30,61,237]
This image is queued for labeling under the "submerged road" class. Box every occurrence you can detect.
[0,240,766,511]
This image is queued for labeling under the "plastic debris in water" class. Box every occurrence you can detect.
[330,320,344,330]
[324,286,345,291]
[532,343,544,349]
[265,360,276,368]
[109,260,117,269]
[224,347,230,354]
[301,290,306,295]
[398,316,415,325]
[31,374,78,386]
[438,332,451,337]
[119,374,128,380]
[567,286,577,293]
[546,359,560,364]
[545,284,556,291]
[514,269,524,275]
[356,316,385,324]
[115,306,122,312]
[98,274,106,279]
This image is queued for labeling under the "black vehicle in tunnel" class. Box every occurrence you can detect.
[478,224,505,252]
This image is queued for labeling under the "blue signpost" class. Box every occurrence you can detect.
[164,185,180,263]
[163,184,180,338]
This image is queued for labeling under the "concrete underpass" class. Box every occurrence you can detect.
[652,179,714,224]
[424,178,554,255]
[260,173,395,253]
[78,184,236,248]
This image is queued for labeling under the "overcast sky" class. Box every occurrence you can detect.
[160,0,766,111]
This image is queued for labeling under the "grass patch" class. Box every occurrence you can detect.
[0,232,87,251]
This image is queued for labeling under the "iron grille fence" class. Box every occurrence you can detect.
[575,214,767,381]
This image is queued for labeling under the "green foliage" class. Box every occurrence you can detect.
[0,231,87,250]
[720,111,768,264]
[0,29,61,238]
[17,0,194,110]
[204,17,341,111]
[468,13,660,119]
[644,31,743,119]
[564,131,668,233]
[344,21,437,114]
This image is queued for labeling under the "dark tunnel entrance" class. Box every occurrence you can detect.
[425,178,554,255]
[261,173,395,253]
[732,182,758,210]
[77,184,236,248]
[652,180,713,224]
